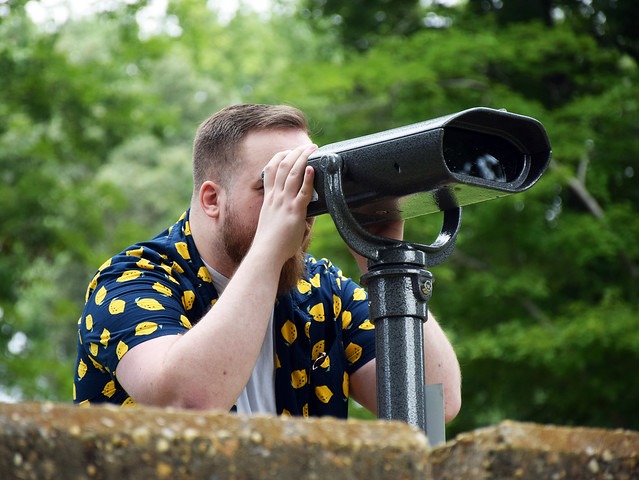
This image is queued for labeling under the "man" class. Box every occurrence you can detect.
[74,104,461,421]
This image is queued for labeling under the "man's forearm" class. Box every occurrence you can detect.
[117,247,282,410]
[423,311,462,422]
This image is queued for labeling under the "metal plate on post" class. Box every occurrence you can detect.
[425,383,446,447]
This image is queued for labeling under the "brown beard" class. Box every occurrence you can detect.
[276,234,311,297]
[222,204,311,298]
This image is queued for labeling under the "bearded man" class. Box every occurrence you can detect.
[74,104,461,421]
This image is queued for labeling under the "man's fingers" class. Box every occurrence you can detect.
[283,144,317,194]
[261,150,290,190]
[266,144,316,193]
[299,165,316,200]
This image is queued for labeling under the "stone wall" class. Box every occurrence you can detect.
[429,420,639,479]
[1,402,638,479]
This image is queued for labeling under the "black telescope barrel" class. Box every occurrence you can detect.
[306,107,551,224]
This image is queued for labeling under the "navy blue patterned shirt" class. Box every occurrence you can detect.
[74,211,375,418]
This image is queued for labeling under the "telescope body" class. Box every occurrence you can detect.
[307,107,552,224]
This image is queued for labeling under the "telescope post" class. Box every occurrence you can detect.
[362,247,446,445]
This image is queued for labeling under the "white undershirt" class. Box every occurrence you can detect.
[203,261,277,415]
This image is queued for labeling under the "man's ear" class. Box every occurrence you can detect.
[199,180,224,218]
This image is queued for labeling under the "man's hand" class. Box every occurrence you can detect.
[254,143,317,265]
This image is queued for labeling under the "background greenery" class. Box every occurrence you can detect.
[1,0,637,437]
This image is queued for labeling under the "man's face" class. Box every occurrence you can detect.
[221,128,315,295]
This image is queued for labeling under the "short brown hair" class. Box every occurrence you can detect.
[192,104,308,191]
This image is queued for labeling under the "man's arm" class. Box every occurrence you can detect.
[347,221,462,422]
[116,144,317,411]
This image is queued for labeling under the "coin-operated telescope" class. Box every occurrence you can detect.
[307,107,552,445]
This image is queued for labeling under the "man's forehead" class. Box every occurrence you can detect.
[233,129,308,175]
[240,128,311,153]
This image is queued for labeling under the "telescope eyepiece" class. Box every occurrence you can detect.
[443,127,530,186]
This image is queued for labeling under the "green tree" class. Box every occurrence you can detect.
[466,0,639,61]
[2,0,637,439]
[0,1,193,400]
[0,5,111,399]
[303,0,423,50]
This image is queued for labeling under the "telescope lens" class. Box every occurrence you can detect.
[443,127,526,183]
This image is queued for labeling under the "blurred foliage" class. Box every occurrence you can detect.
[1,0,637,438]
[302,0,423,51]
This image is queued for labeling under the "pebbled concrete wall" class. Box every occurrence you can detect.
[1,402,638,479]
[0,402,429,479]
[429,420,639,479]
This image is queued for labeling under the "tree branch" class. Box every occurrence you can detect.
[551,160,637,277]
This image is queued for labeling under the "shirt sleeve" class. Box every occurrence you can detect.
[79,264,193,377]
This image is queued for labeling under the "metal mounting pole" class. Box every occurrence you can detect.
[318,153,461,446]
[362,248,430,431]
